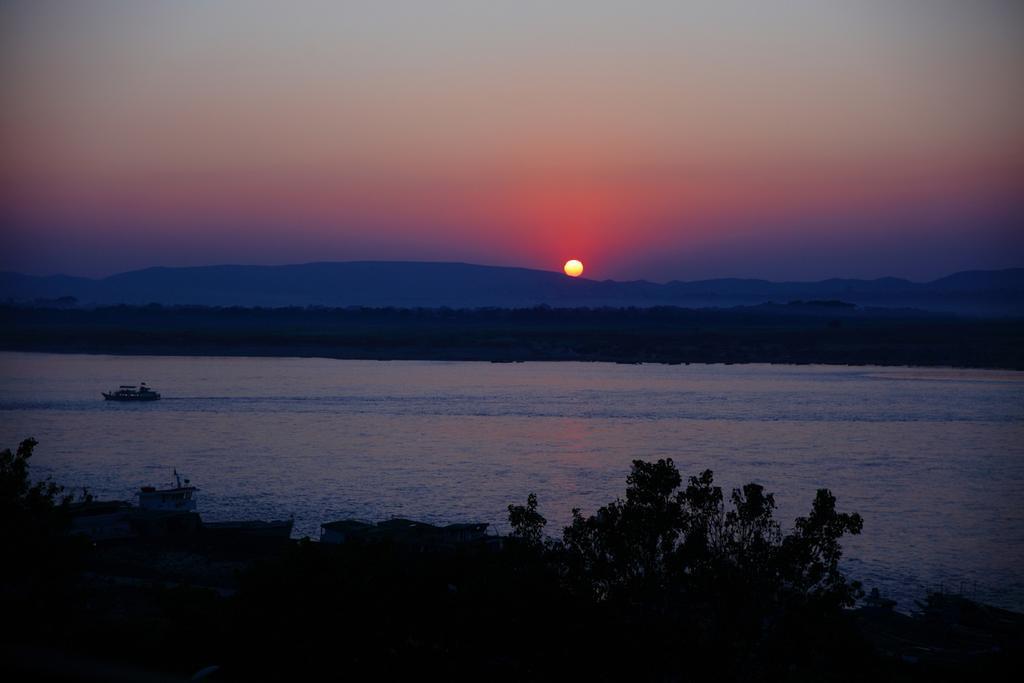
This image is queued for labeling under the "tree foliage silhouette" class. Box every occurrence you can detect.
[0,438,90,629]
[545,458,863,613]
[0,438,74,552]
[507,492,546,547]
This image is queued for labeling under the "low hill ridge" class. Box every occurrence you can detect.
[1,262,1021,314]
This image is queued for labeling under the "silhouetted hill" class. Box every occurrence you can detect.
[928,268,1024,292]
[1,262,1022,314]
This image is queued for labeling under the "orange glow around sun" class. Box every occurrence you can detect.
[563,259,584,277]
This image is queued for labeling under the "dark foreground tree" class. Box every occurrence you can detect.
[557,459,862,605]
[549,459,867,678]
[507,492,547,547]
[0,438,81,582]
[0,438,92,653]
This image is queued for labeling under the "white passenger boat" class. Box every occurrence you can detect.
[103,382,161,401]
[137,470,197,511]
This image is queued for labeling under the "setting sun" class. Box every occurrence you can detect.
[563,259,584,277]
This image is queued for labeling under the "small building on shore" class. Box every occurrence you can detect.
[320,519,374,545]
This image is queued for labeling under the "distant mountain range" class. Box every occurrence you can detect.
[1,262,1022,315]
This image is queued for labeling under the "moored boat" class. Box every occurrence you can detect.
[137,470,197,511]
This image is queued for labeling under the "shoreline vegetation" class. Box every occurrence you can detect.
[3,303,1023,369]
[3,439,1022,681]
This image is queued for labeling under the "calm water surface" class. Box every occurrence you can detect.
[1,352,1022,610]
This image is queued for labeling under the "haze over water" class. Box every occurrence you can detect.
[1,352,1022,610]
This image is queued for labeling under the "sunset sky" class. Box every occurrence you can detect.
[1,1,1022,281]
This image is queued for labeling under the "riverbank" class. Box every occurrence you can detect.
[3,304,1023,369]
[4,438,1022,680]
[4,534,1022,682]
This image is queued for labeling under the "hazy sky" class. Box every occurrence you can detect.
[1,0,1022,280]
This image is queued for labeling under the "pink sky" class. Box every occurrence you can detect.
[1,1,1022,280]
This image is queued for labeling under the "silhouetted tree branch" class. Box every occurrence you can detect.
[507,492,546,547]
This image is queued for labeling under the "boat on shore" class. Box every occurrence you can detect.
[138,470,197,512]
[68,472,202,542]
[70,471,295,544]
[103,382,161,401]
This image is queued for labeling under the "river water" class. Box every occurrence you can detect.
[1,352,1022,610]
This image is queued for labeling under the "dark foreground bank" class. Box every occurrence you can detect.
[3,304,1023,368]
[3,439,1022,681]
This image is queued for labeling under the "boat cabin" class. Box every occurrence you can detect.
[138,470,197,512]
